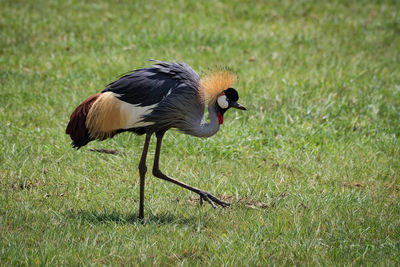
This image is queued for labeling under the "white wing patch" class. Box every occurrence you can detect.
[86,92,158,139]
[119,100,157,129]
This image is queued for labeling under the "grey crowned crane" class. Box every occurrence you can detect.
[66,60,246,219]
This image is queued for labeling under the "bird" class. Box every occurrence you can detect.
[66,60,246,220]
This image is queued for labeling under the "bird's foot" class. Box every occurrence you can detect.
[198,191,231,208]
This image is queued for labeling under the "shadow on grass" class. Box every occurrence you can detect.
[67,209,198,226]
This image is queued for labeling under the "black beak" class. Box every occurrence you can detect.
[231,101,247,110]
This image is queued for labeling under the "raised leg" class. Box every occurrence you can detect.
[152,131,231,208]
[138,132,152,220]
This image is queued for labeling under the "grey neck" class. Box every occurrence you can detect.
[195,101,220,137]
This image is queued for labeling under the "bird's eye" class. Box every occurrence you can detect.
[217,95,229,109]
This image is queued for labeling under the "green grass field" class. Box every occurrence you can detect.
[1,0,399,265]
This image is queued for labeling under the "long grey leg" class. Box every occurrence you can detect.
[138,132,152,220]
[152,131,231,208]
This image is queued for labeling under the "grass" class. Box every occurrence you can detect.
[1,0,399,265]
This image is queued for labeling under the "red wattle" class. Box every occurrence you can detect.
[217,112,224,124]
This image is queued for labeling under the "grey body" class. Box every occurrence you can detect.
[103,60,220,138]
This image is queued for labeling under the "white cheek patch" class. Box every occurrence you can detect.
[217,95,229,109]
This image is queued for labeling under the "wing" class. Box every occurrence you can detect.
[139,62,205,132]
[97,61,205,134]
[102,61,201,107]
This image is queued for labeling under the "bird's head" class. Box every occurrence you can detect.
[216,87,246,124]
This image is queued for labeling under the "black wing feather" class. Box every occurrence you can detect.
[102,61,200,107]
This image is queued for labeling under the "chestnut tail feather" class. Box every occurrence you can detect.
[66,93,101,149]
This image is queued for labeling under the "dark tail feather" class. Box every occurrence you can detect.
[66,93,101,149]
